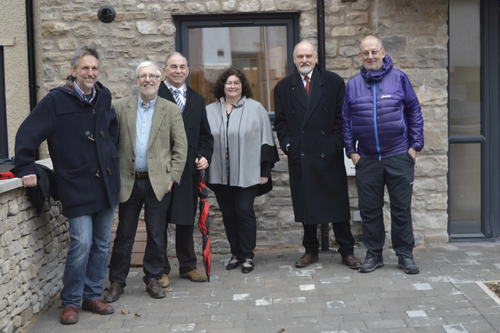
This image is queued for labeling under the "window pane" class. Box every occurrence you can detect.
[449,0,481,136]
[449,143,481,234]
[188,26,287,111]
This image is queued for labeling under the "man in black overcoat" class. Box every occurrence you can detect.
[157,52,213,285]
[274,41,361,269]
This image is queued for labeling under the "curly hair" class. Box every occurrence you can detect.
[212,68,253,100]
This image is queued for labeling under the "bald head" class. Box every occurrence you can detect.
[359,35,385,71]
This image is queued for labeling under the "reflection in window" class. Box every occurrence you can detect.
[449,144,481,234]
[188,26,287,112]
[449,0,481,136]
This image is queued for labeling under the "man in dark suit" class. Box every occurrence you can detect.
[274,41,361,269]
[157,52,213,286]
[105,61,187,301]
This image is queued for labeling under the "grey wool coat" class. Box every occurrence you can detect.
[206,97,279,194]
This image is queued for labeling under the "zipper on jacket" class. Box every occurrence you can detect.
[373,82,381,160]
[401,109,407,138]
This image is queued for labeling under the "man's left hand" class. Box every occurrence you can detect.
[408,147,417,161]
[259,177,268,185]
[195,156,209,170]
[167,180,174,193]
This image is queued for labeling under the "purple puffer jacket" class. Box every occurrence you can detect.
[342,55,424,159]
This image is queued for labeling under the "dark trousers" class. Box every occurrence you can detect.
[109,178,170,286]
[356,152,415,258]
[211,184,259,260]
[164,224,197,275]
[302,221,355,257]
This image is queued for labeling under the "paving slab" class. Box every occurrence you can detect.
[25,243,500,333]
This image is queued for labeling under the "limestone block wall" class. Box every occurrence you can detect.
[38,0,449,254]
[0,184,69,333]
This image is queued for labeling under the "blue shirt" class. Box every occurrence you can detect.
[73,81,96,103]
[135,96,157,172]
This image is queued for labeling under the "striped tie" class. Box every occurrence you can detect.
[171,88,184,111]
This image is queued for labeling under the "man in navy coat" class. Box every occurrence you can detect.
[15,46,119,324]
[157,52,213,285]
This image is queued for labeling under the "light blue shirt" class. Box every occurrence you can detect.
[73,81,96,103]
[135,96,157,172]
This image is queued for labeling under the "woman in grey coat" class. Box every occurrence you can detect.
[206,68,279,273]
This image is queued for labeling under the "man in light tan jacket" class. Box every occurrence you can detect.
[105,61,187,301]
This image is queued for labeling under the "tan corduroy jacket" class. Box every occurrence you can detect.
[113,95,187,203]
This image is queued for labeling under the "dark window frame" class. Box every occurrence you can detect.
[447,0,500,240]
[174,12,300,87]
[0,47,8,160]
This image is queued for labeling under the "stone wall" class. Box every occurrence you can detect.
[0,185,69,333]
[38,0,449,255]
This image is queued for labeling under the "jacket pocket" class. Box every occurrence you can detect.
[57,164,96,208]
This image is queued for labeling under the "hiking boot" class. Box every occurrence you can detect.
[359,254,384,273]
[398,255,419,274]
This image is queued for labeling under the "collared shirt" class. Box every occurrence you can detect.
[73,81,96,103]
[164,80,187,109]
[299,69,313,89]
[135,95,157,172]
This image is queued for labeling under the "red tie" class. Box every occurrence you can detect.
[305,76,310,95]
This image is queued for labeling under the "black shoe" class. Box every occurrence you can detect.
[241,259,254,274]
[359,254,384,273]
[226,256,241,270]
[398,255,419,274]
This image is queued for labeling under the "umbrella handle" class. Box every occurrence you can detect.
[197,154,205,179]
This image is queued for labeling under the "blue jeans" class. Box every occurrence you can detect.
[60,206,116,307]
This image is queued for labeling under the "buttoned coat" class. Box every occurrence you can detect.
[113,95,187,203]
[158,82,213,225]
[274,66,350,224]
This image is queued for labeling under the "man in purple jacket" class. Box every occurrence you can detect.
[342,35,424,274]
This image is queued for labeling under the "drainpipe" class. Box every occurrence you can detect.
[317,0,326,70]
[26,0,37,112]
[317,0,332,252]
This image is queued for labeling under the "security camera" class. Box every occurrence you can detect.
[97,5,116,23]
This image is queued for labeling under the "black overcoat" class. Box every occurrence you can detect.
[158,82,213,225]
[274,66,350,224]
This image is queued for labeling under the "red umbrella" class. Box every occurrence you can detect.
[197,169,211,282]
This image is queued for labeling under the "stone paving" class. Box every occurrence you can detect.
[27,242,500,333]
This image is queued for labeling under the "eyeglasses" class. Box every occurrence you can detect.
[361,49,381,58]
[225,81,241,87]
[137,74,160,80]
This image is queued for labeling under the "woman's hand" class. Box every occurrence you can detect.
[259,177,268,185]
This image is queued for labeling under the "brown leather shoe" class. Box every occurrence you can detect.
[82,299,114,314]
[146,281,166,299]
[295,254,319,268]
[59,306,78,325]
[342,254,362,269]
[104,282,123,303]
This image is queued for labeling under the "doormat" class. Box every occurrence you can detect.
[476,281,500,306]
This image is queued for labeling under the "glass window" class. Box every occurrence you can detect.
[449,143,482,234]
[188,26,287,112]
[449,0,481,136]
